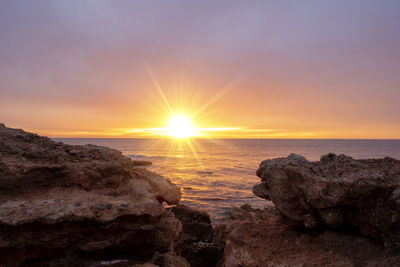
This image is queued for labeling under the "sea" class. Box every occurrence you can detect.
[56,138,400,222]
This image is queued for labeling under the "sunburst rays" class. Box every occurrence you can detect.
[128,66,241,167]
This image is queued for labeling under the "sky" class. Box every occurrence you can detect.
[0,0,399,138]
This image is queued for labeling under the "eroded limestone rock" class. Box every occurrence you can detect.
[214,205,400,267]
[254,153,400,253]
[0,124,181,265]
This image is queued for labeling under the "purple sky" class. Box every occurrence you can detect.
[1,0,399,138]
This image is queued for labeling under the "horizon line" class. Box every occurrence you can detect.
[51,137,400,141]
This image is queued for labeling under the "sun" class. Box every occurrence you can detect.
[167,115,196,138]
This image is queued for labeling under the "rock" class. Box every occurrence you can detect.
[134,264,160,267]
[215,205,400,267]
[171,204,221,267]
[0,124,182,265]
[132,160,153,166]
[251,183,270,200]
[153,252,191,267]
[254,153,400,253]
[171,204,213,242]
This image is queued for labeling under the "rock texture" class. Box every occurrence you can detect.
[254,153,400,253]
[0,123,182,266]
[153,252,191,267]
[171,205,221,267]
[215,205,400,267]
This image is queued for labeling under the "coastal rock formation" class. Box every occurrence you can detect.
[4,122,400,266]
[254,153,400,253]
[0,123,182,265]
[215,205,400,267]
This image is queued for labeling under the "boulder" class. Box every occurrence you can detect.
[254,153,400,253]
[0,124,182,265]
[215,205,400,267]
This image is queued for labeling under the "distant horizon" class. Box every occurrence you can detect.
[54,137,400,141]
[3,122,400,140]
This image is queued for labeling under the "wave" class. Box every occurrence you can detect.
[196,170,214,175]
[196,197,226,201]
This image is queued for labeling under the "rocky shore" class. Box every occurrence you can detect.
[1,123,400,266]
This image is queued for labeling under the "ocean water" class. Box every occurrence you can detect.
[56,138,400,222]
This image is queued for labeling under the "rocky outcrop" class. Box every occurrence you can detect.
[254,153,400,253]
[215,205,400,267]
[0,123,182,266]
